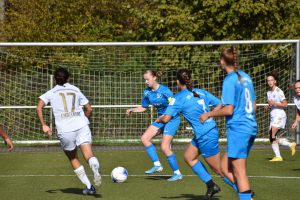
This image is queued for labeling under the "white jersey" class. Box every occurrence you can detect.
[267,86,286,118]
[294,95,300,111]
[39,83,89,132]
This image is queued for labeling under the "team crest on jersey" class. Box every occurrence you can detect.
[186,95,192,100]
[156,93,162,99]
[169,98,176,105]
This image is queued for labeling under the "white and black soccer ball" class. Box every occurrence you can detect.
[111,167,128,183]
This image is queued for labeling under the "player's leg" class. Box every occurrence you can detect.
[230,158,252,200]
[141,124,163,174]
[64,149,95,194]
[227,131,255,200]
[161,135,182,181]
[221,152,239,193]
[184,142,220,199]
[77,126,102,186]
[269,126,283,161]
[161,117,182,181]
[278,138,297,156]
[276,117,297,156]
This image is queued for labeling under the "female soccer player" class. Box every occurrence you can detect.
[292,80,300,130]
[36,67,101,195]
[200,47,256,200]
[156,69,223,199]
[0,126,13,151]
[265,72,296,161]
[126,70,182,181]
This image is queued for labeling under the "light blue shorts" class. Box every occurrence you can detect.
[227,127,256,159]
[191,128,220,158]
[151,115,180,136]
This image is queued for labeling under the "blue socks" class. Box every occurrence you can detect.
[191,161,212,183]
[145,144,159,162]
[167,154,179,171]
[223,177,239,193]
[238,192,251,200]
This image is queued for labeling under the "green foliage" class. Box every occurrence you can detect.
[0,0,298,42]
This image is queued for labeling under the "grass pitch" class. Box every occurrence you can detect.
[0,146,299,200]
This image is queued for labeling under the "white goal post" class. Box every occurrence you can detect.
[0,40,299,144]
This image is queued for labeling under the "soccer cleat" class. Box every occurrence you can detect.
[93,172,102,187]
[204,183,221,200]
[290,142,297,156]
[82,185,96,195]
[91,163,102,186]
[167,173,183,181]
[269,156,283,162]
[145,165,163,174]
[251,191,255,200]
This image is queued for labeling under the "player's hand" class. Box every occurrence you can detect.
[3,137,13,151]
[42,125,52,137]
[200,113,209,123]
[268,100,276,107]
[292,121,298,129]
[264,104,271,110]
[126,109,133,116]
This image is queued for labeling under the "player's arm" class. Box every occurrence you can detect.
[126,106,147,116]
[292,109,300,129]
[36,99,52,136]
[156,114,172,124]
[200,105,234,123]
[83,102,93,118]
[268,99,288,109]
[254,101,257,112]
[0,126,13,151]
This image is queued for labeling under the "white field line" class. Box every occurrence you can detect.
[0,174,299,179]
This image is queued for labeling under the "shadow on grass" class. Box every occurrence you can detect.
[161,193,220,200]
[46,188,102,198]
[144,175,170,180]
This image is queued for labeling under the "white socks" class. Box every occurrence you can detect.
[174,170,181,175]
[88,157,100,176]
[272,143,281,157]
[278,138,292,147]
[154,161,162,166]
[74,165,92,189]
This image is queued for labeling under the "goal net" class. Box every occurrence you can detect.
[0,41,298,144]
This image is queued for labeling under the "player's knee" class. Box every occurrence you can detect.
[269,136,276,143]
[161,142,171,155]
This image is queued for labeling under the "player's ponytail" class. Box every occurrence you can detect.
[221,46,242,83]
[177,69,199,98]
[54,67,70,86]
[144,70,161,78]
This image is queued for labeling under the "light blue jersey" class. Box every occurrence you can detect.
[142,84,173,116]
[221,70,257,135]
[165,88,221,139]
[142,84,180,135]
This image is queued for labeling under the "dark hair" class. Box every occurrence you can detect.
[267,71,278,82]
[176,69,199,97]
[221,46,241,82]
[294,80,300,86]
[144,69,161,78]
[54,67,70,85]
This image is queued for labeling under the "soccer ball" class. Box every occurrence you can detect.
[111,167,128,183]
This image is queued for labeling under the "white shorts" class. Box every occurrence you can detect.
[57,125,92,151]
[269,116,286,130]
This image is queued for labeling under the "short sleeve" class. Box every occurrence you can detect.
[278,90,286,102]
[221,78,235,105]
[164,96,183,117]
[205,91,221,107]
[78,90,89,106]
[163,87,173,102]
[141,93,150,108]
[39,91,51,105]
